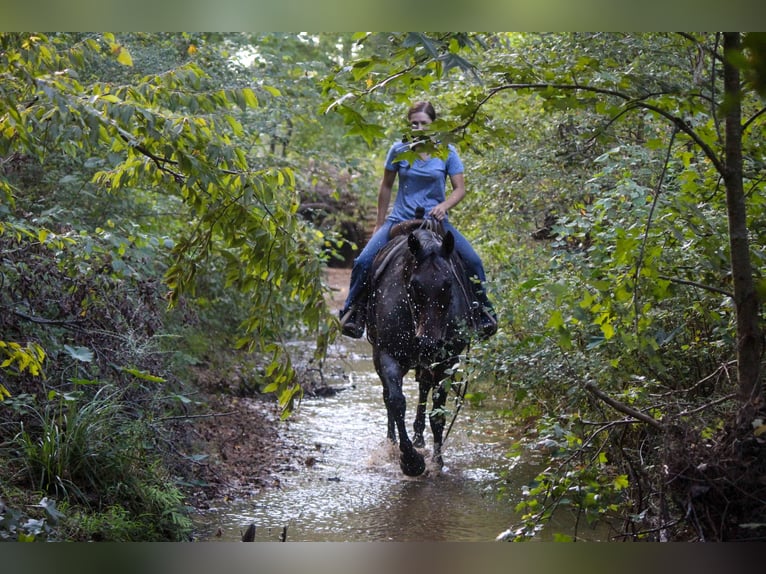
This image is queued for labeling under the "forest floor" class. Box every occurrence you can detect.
[180,267,351,512]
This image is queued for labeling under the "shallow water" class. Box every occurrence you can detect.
[194,337,535,542]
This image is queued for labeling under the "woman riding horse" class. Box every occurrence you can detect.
[339,100,497,340]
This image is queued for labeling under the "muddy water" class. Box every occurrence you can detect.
[196,337,536,542]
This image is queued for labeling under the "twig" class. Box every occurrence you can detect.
[657,275,733,299]
[676,393,737,417]
[649,360,736,398]
[633,126,678,335]
[442,379,467,446]
[584,382,663,429]
[10,308,84,326]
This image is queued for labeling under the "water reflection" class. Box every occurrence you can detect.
[194,337,529,542]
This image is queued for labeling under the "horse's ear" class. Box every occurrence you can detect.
[442,231,454,257]
[408,232,422,256]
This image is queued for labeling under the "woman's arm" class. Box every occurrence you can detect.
[429,173,466,222]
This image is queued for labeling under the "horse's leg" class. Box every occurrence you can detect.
[381,381,396,444]
[429,373,449,470]
[376,351,425,477]
[412,367,429,448]
[374,351,397,444]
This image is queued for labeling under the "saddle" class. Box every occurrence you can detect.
[388,217,444,239]
[387,206,444,239]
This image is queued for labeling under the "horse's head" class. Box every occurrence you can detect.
[406,230,456,361]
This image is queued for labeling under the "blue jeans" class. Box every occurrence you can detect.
[341,218,489,314]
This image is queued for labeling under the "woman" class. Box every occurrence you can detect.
[340,101,497,339]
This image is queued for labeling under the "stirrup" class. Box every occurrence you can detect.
[479,310,497,339]
[340,308,364,338]
[342,322,364,338]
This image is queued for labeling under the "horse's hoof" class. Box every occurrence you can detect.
[413,434,425,448]
[400,450,426,476]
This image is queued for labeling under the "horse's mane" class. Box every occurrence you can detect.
[371,234,411,284]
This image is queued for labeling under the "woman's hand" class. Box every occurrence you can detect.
[428,203,448,221]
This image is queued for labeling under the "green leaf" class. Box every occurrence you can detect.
[613,475,629,491]
[600,321,615,340]
[120,367,165,383]
[546,310,565,329]
[110,43,133,67]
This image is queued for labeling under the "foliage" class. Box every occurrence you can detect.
[323,32,766,540]
[0,31,380,541]
[2,386,192,541]
[1,32,345,409]
[3,31,765,542]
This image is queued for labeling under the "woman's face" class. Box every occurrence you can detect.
[409,111,433,131]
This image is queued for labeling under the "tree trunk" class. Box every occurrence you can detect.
[722,32,763,406]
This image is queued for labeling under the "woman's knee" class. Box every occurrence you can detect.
[445,227,485,278]
[354,225,391,269]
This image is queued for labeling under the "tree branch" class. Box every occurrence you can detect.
[10,308,84,326]
[451,81,726,175]
[676,32,725,65]
[584,381,663,429]
[633,126,678,335]
[677,393,738,417]
[743,106,766,133]
[658,274,734,299]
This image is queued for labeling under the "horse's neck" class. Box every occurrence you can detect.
[371,235,409,285]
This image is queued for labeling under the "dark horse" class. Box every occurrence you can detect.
[365,220,480,476]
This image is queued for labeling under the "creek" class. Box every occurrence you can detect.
[193,336,542,542]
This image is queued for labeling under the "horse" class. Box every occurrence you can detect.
[365,220,480,476]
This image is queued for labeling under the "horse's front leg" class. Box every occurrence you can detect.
[412,368,430,448]
[380,378,396,444]
[376,351,425,477]
[429,375,449,470]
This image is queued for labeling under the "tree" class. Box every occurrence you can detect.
[721,32,762,407]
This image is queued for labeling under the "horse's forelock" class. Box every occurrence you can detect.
[408,229,445,260]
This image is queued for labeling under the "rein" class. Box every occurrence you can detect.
[442,372,468,447]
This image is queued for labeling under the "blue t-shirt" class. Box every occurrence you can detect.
[384,141,464,223]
